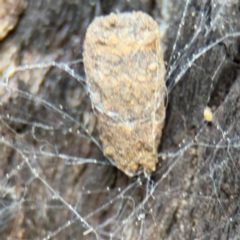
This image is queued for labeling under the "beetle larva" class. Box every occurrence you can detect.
[83,11,166,175]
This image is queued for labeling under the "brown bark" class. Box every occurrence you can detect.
[0,0,240,239]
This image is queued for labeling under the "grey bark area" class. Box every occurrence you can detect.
[0,0,240,239]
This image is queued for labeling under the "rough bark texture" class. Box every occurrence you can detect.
[0,0,240,239]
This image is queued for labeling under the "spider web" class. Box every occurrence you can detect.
[0,0,240,239]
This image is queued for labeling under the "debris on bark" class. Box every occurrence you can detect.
[83,12,166,174]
